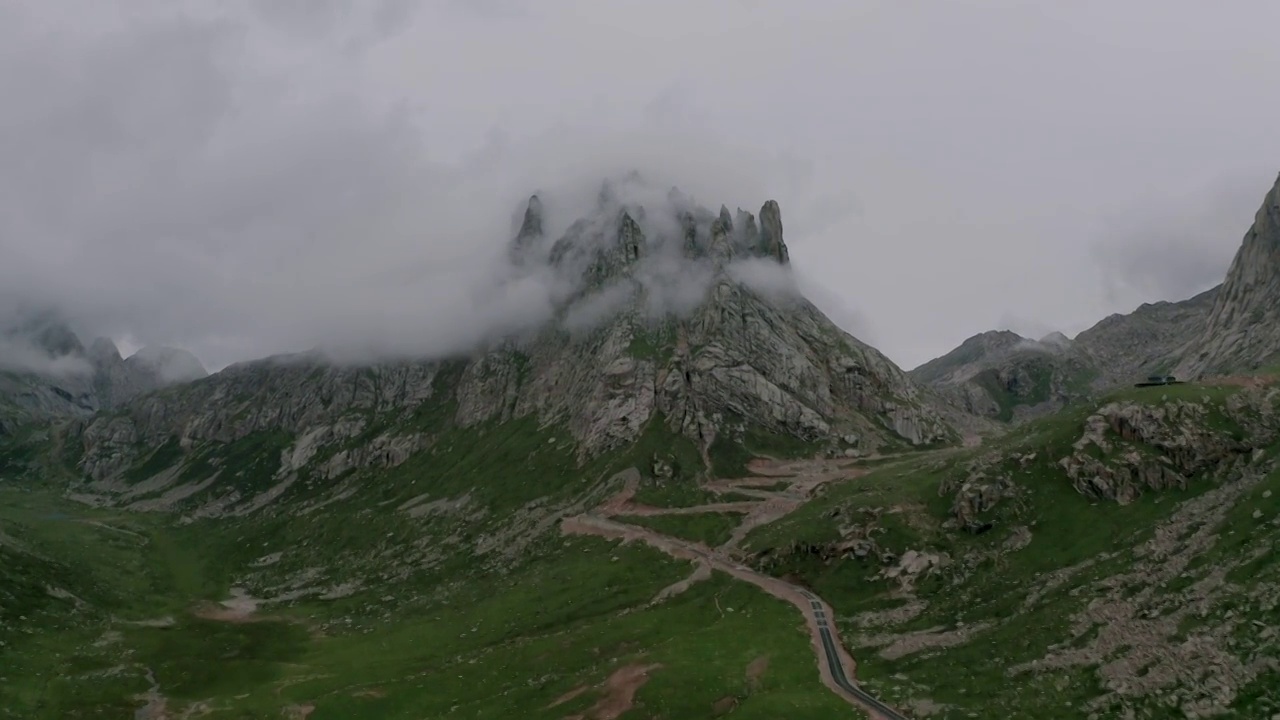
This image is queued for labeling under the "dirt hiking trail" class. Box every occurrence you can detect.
[562,456,911,719]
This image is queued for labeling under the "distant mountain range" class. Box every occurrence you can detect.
[909,173,1280,423]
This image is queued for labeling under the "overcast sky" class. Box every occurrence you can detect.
[3,0,1279,372]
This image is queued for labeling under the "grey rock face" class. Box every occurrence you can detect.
[758,200,789,265]
[1176,173,1280,378]
[78,356,443,481]
[1075,286,1219,385]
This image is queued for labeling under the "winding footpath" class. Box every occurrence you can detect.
[561,457,910,720]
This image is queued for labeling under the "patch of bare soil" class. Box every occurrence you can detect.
[133,668,166,720]
[850,598,928,629]
[853,622,994,660]
[903,698,948,717]
[650,560,712,604]
[615,501,759,516]
[351,687,387,699]
[546,685,589,709]
[282,704,315,719]
[192,587,260,623]
[597,468,642,516]
[746,655,769,691]
[711,695,740,715]
[563,663,662,720]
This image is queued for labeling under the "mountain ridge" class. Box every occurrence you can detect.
[911,276,1223,424]
[66,184,959,509]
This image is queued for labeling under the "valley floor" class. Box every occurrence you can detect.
[5,379,1280,718]
[0,479,864,719]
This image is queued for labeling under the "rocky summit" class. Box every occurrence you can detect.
[4,173,1280,720]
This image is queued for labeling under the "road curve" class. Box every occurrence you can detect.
[561,514,909,719]
[798,589,909,719]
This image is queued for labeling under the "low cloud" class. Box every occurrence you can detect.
[0,337,93,378]
[1091,174,1266,309]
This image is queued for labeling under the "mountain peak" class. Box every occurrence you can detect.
[517,194,543,240]
[1038,331,1072,349]
[521,180,800,320]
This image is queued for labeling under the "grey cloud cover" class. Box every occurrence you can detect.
[2,0,1279,372]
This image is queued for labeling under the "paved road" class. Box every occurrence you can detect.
[562,514,910,719]
[799,589,910,720]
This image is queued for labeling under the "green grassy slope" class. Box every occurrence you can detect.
[745,382,1280,717]
[0,406,860,719]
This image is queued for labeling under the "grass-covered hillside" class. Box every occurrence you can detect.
[2,374,1278,718]
[745,379,1280,718]
[0,395,857,719]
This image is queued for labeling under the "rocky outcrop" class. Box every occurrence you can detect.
[1057,401,1250,503]
[937,385,1280,530]
[1176,173,1280,377]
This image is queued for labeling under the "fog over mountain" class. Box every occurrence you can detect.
[3,1,1280,372]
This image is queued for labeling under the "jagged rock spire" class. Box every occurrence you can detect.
[758,200,790,265]
[733,208,759,255]
[678,210,700,258]
[708,213,735,264]
[617,211,645,264]
[88,337,123,364]
[517,195,543,242]
[510,195,545,265]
